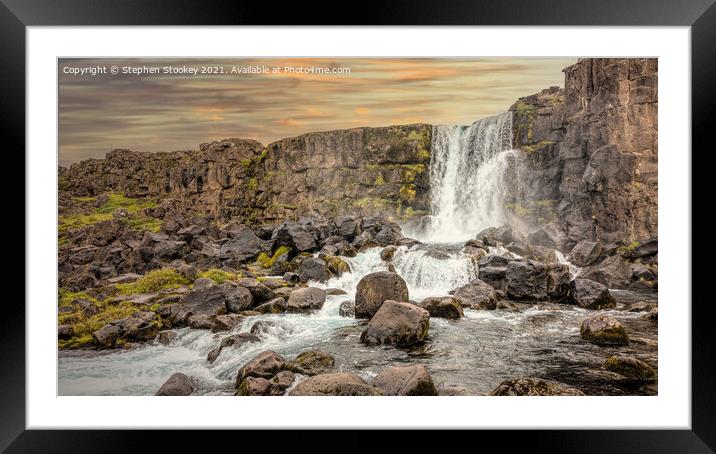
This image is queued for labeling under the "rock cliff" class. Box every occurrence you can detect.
[505,58,657,245]
[61,124,432,223]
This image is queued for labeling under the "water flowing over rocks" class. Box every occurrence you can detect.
[58,58,658,397]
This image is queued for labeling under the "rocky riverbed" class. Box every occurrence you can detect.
[57,211,658,396]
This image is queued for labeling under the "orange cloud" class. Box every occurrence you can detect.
[354,107,370,115]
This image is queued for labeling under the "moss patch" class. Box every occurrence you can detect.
[115,268,189,295]
[197,268,240,284]
[58,192,159,237]
[256,246,292,269]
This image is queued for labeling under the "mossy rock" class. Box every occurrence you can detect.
[603,356,656,382]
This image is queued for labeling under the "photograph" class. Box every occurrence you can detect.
[56,56,658,397]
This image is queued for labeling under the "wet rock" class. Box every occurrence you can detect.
[236,371,296,396]
[360,300,430,346]
[249,320,279,337]
[297,258,331,283]
[580,314,629,346]
[380,245,398,262]
[339,300,355,317]
[496,300,520,311]
[477,266,507,292]
[621,238,658,259]
[642,309,658,321]
[271,220,318,253]
[418,296,464,318]
[335,215,362,241]
[259,278,289,290]
[371,364,437,396]
[207,333,260,363]
[237,277,274,305]
[235,350,287,386]
[254,297,287,314]
[325,288,347,296]
[283,272,300,284]
[290,373,380,396]
[374,225,403,246]
[156,330,177,345]
[505,260,550,301]
[603,356,656,382]
[187,313,214,330]
[286,287,326,313]
[115,311,160,342]
[580,254,632,289]
[324,255,351,277]
[489,377,584,396]
[450,278,497,310]
[355,271,410,318]
[572,278,616,309]
[211,313,243,332]
[285,350,335,376]
[156,373,195,396]
[569,240,603,267]
[273,287,294,299]
[476,225,514,246]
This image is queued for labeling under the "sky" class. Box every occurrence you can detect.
[58,57,577,166]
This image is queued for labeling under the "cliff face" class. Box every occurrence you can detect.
[61,124,432,223]
[506,58,658,245]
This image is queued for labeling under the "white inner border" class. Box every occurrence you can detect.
[27,26,691,429]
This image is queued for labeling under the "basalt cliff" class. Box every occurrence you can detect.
[60,58,657,249]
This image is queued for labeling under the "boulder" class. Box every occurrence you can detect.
[156,330,177,345]
[622,238,658,259]
[286,287,326,313]
[115,311,161,341]
[505,260,549,301]
[580,254,632,289]
[235,351,287,386]
[603,356,656,382]
[339,300,355,317]
[237,278,275,304]
[360,300,430,347]
[451,278,497,311]
[224,285,254,313]
[211,313,243,332]
[417,296,464,318]
[207,333,260,363]
[58,324,74,340]
[355,271,409,318]
[325,288,348,296]
[155,373,195,396]
[489,377,584,396]
[572,278,616,309]
[92,323,123,348]
[290,373,380,396]
[335,215,362,241]
[254,297,287,314]
[219,224,266,262]
[324,255,351,277]
[285,350,335,376]
[569,240,603,267]
[236,371,296,396]
[271,220,318,252]
[476,225,514,246]
[374,225,403,246]
[580,314,629,346]
[380,245,398,262]
[297,258,331,283]
[371,364,437,396]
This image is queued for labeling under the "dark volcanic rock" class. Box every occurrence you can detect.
[572,278,616,309]
[285,350,335,376]
[354,271,409,318]
[569,240,603,267]
[580,254,632,289]
[286,287,326,313]
[297,258,331,283]
[603,355,656,382]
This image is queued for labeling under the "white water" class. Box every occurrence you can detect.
[418,112,514,242]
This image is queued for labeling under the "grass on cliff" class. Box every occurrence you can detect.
[59,192,161,241]
[115,268,190,295]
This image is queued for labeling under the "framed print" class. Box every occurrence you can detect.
[6,0,714,451]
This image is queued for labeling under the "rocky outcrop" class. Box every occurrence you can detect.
[61,125,432,224]
[505,58,657,248]
[371,364,437,396]
[360,300,430,346]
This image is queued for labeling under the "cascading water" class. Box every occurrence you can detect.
[58,111,657,396]
[419,112,514,242]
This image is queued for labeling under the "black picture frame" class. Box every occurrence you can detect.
[4,0,713,451]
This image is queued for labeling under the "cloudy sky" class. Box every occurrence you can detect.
[58,57,576,166]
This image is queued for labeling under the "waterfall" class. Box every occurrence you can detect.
[420,112,514,242]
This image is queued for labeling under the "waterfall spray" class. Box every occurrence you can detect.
[420,112,514,242]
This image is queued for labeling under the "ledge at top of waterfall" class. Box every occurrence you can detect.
[419,112,515,243]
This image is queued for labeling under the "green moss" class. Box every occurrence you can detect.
[247,177,258,190]
[58,176,71,191]
[240,159,253,169]
[352,197,392,210]
[58,289,100,308]
[59,192,159,234]
[197,268,239,284]
[399,184,416,202]
[505,203,532,217]
[115,268,189,295]
[256,246,292,269]
[521,140,555,154]
[374,174,385,186]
